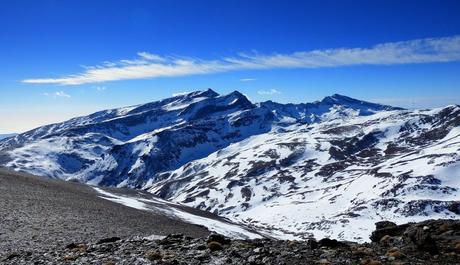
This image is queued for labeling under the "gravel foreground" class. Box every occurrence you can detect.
[0,168,210,258]
[2,220,460,264]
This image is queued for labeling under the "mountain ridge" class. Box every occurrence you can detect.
[145,104,460,240]
[1,89,458,241]
[0,89,398,184]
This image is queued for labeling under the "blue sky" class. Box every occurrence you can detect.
[1,0,460,133]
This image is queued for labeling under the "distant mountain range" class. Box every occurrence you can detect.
[0,133,17,140]
[1,89,458,241]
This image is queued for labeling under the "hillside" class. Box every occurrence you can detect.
[1,90,458,242]
[148,104,460,241]
[0,168,260,258]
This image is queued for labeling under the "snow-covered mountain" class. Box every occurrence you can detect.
[0,89,273,185]
[259,93,402,124]
[147,105,460,241]
[1,89,458,241]
[0,89,395,186]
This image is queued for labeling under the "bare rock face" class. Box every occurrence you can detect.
[403,219,460,254]
[371,219,460,256]
[370,221,409,242]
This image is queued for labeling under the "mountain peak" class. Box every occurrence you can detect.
[228,90,250,101]
[320,93,404,112]
[198,88,219,98]
[321,94,363,104]
[175,88,219,99]
[229,90,244,96]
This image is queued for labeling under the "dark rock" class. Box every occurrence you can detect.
[145,250,163,261]
[4,252,19,261]
[403,225,438,254]
[207,241,223,251]
[370,222,410,242]
[318,238,345,248]
[65,242,78,249]
[307,238,318,249]
[207,233,231,245]
[97,236,121,244]
[375,221,397,230]
[196,244,207,250]
[4,219,460,265]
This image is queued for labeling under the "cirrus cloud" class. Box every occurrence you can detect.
[44,91,71,98]
[23,36,460,86]
[240,78,257,82]
[257,89,281,95]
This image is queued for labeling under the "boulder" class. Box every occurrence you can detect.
[370,221,409,242]
[207,233,231,245]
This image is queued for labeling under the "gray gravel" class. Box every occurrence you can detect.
[4,225,460,265]
[0,168,210,257]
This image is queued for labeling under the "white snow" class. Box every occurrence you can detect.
[2,90,459,243]
[147,107,460,242]
[93,187,262,239]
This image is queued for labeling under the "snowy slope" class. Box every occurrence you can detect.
[260,94,402,124]
[147,105,460,241]
[1,89,275,185]
[0,90,394,187]
[93,187,262,239]
[1,89,458,242]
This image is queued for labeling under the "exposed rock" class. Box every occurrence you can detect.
[403,219,460,254]
[375,221,397,230]
[207,241,223,251]
[97,237,121,244]
[360,259,383,265]
[2,219,460,265]
[318,238,347,248]
[386,247,405,259]
[207,233,231,245]
[145,250,163,261]
[370,222,410,242]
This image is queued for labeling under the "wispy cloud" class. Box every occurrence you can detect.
[240,78,257,82]
[23,36,460,86]
[44,91,71,98]
[137,51,166,62]
[258,89,281,95]
[95,86,107,91]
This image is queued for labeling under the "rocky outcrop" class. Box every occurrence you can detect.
[3,219,460,265]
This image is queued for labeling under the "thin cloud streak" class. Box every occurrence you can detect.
[240,78,257,82]
[95,86,107,91]
[258,89,281,95]
[44,91,71,98]
[23,36,460,86]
